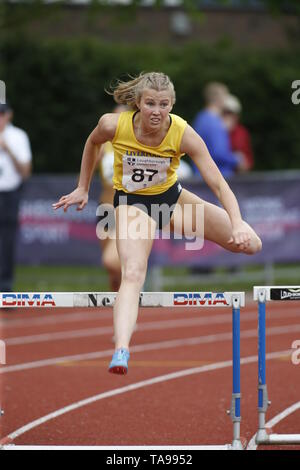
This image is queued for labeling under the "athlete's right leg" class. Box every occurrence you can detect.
[113,205,156,352]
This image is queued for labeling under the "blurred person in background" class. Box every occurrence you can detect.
[176,157,193,181]
[192,82,243,178]
[95,104,127,292]
[222,94,254,172]
[0,103,32,293]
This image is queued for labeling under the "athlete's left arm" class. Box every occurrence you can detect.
[94,144,104,171]
[180,124,251,247]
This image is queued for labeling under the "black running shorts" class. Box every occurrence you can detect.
[113,181,183,230]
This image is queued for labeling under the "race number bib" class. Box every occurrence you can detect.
[122,155,171,192]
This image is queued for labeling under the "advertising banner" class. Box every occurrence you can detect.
[16,172,300,267]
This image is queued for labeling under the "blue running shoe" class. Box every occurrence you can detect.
[108,348,130,375]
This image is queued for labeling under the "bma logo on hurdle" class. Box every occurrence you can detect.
[0,293,56,308]
[173,292,228,306]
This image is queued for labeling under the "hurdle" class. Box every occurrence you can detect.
[253,286,300,446]
[0,291,245,451]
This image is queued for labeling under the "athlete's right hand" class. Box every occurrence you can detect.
[52,187,89,212]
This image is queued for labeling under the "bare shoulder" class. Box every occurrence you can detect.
[98,113,120,137]
[89,113,120,145]
[180,124,203,156]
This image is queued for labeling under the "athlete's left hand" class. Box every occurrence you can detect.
[52,187,89,213]
[228,222,251,251]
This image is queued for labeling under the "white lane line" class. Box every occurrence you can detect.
[1,302,299,330]
[247,401,300,450]
[0,310,113,329]
[0,333,235,374]
[5,326,113,345]
[0,307,231,330]
[1,323,298,375]
[4,310,300,347]
[1,349,291,444]
[2,313,249,345]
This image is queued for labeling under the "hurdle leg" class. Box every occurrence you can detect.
[254,286,300,446]
[228,295,243,450]
[255,288,271,444]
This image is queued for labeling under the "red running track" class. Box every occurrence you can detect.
[0,301,299,450]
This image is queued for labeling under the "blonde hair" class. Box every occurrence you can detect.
[203,82,229,105]
[108,72,176,110]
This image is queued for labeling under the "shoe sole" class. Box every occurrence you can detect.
[109,366,128,375]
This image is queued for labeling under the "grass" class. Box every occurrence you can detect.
[14,263,300,293]
[15,265,110,292]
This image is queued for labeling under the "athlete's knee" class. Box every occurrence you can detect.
[228,235,262,255]
[226,242,241,254]
[235,235,262,255]
[246,235,262,255]
[122,259,147,285]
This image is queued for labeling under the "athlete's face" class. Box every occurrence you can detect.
[138,89,173,130]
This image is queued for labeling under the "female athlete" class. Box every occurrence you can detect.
[53,72,262,375]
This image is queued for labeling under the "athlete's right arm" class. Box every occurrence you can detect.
[52,113,118,212]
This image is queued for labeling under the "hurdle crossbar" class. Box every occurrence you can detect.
[0,291,245,309]
[0,291,245,451]
[253,286,300,446]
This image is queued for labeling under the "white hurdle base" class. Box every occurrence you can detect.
[256,432,300,445]
[1,444,234,451]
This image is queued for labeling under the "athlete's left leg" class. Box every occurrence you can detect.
[170,188,262,254]
[101,233,122,291]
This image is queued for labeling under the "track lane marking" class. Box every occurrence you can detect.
[4,313,300,346]
[0,349,291,445]
[1,303,299,330]
[1,324,299,374]
[0,311,113,329]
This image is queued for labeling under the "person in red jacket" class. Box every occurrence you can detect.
[222,94,254,172]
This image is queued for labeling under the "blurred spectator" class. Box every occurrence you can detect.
[192,82,242,177]
[0,103,32,293]
[222,94,254,172]
[95,104,127,292]
[191,83,241,276]
[176,158,193,181]
[96,138,121,292]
